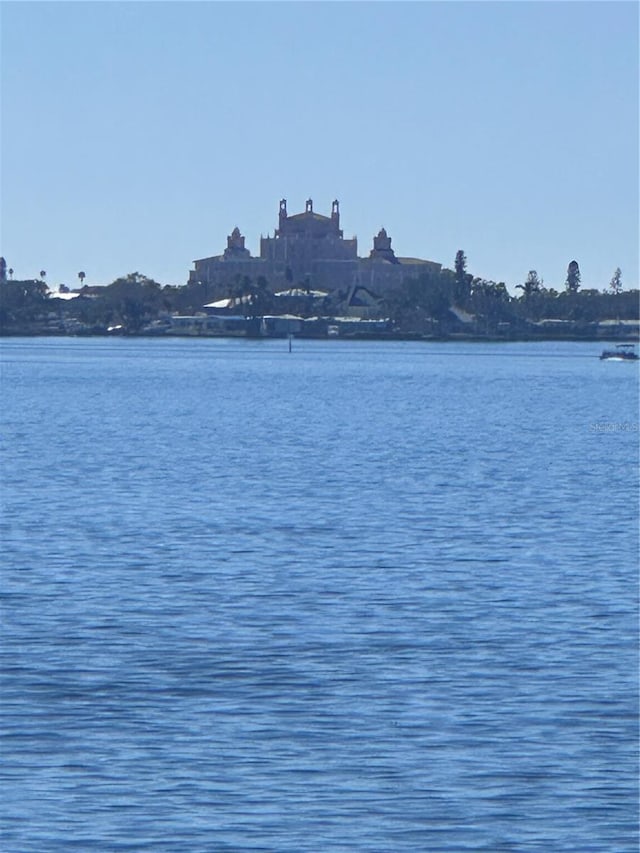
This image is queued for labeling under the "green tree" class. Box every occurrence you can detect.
[454,250,466,281]
[609,267,622,294]
[249,275,272,318]
[454,250,473,302]
[516,270,543,298]
[469,279,512,331]
[98,273,163,332]
[386,269,457,333]
[0,278,50,329]
[565,260,581,293]
[78,271,86,287]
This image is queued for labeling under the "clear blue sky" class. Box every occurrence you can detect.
[1,1,638,293]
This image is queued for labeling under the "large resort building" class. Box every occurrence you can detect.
[189,199,441,298]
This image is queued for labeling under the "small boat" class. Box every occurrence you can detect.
[599,344,639,361]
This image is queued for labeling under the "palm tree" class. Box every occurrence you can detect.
[516,270,543,298]
[8,268,14,280]
[78,271,86,287]
[39,270,46,282]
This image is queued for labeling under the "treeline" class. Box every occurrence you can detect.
[1,263,638,337]
[0,274,172,334]
[0,272,341,334]
[386,257,639,335]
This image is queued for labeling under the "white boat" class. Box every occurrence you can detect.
[599,344,639,361]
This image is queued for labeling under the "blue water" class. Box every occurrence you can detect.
[1,337,638,852]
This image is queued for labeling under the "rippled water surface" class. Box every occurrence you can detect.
[1,337,638,851]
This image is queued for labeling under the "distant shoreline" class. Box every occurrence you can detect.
[2,330,638,344]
